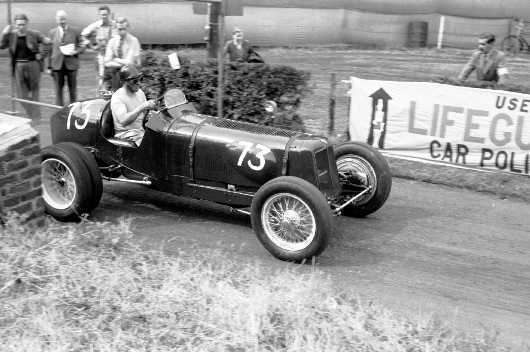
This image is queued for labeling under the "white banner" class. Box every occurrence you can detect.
[348,76,530,176]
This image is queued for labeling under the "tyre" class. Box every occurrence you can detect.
[519,38,529,53]
[334,142,392,218]
[55,142,103,210]
[501,35,522,55]
[41,144,94,221]
[251,176,332,262]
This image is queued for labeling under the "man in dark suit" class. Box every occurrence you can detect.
[48,10,83,106]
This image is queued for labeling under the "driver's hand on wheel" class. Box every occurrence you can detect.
[141,100,156,111]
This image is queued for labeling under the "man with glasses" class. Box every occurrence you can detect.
[110,65,155,146]
[103,17,141,91]
[81,5,117,91]
[458,32,509,85]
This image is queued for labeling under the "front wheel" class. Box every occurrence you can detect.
[251,176,333,262]
[334,142,392,217]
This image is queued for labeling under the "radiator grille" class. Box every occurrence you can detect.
[210,118,298,138]
[315,147,331,186]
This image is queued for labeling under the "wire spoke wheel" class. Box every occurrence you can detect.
[261,193,316,252]
[336,155,377,205]
[252,176,331,261]
[41,158,77,210]
[333,142,392,218]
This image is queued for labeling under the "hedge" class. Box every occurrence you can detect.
[432,75,530,93]
[140,50,311,131]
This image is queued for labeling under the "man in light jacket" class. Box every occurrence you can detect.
[103,17,141,91]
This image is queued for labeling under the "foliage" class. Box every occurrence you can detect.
[0,213,520,352]
[140,50,311,131]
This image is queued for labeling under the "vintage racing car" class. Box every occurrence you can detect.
[41,89,392,261]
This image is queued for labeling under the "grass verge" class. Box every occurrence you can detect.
[0,213,519,351]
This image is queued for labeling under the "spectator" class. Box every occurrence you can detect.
[224,27,263,63]
[273,92,305,131]
[458,32,509,85]
[104,17,141,91]
[48,10,83,106]
[110,65,155,146]
[81,5,117,91]
[0,14,50,119]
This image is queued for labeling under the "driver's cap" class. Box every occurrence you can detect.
[120,65,142,81]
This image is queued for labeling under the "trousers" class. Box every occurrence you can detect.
[102,66,122,92]
[52,63,78,107]
[14,60,42,119]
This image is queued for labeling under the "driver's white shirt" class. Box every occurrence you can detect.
[110,86,146,134]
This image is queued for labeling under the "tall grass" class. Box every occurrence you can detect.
[0,214,518,351]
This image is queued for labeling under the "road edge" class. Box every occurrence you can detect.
[386,155,530,203]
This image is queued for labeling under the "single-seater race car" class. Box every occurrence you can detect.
[41,89,392,261]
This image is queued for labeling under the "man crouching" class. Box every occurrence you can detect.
[458,32,509,85]
[110,65,155,146]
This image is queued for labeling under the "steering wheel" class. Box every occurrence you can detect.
[142,95,165,127]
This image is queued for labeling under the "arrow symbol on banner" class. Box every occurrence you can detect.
[367,88,392,149]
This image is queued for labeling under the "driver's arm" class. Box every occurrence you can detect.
[111,97,154,127]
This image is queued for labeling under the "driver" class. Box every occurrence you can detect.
[110,65,155,146]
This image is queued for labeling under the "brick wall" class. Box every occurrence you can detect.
[0,123,44,228]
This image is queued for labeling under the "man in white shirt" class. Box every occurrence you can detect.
[81,5,117,91]
[110,65,155,146]
[103,17,140,91]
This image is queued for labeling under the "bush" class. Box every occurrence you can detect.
[140,50,311,131]
[431,76,530,93]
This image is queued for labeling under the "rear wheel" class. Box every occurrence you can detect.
[501,35,522,55]
[251,176,332,262]
[41,144,94,221]
[334,142,392,217]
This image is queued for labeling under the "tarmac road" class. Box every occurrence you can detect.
[89,178,530,349]
[31,88,529,349]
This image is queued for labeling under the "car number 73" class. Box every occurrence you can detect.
[237,141,271,171]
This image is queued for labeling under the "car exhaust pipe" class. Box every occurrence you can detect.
[103,176,152,186]
[231,208,250,216]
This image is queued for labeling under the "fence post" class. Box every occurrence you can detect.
[216,3,224,119]
[328,72,336,136]
[208,2,221,59]
[437,15,445,49]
